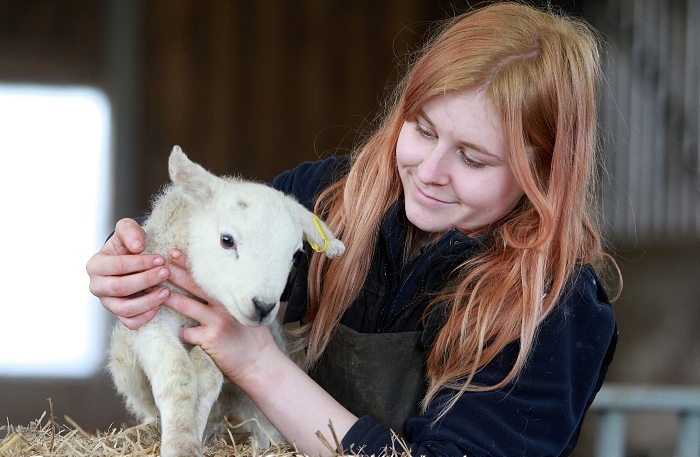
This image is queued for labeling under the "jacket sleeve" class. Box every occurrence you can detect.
[271,156,339,210]
[341,266,618,457]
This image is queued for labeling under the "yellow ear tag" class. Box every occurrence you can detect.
[308,215,330,253]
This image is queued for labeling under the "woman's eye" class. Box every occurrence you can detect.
[220,234,236,249]
[415,124,434,139]
[462,153,487,169]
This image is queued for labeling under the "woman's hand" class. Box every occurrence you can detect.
[163,249,280,382]
[86,218,171,329]
[164,249,358,455]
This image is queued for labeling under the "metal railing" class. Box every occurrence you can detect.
[590,384,700,457]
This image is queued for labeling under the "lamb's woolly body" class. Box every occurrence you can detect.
[108,146,345,457]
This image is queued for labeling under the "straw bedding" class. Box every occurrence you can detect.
[0,403,410,457]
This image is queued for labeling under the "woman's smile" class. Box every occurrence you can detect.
[412,180,451,207]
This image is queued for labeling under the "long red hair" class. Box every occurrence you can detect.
[302,2,613,415]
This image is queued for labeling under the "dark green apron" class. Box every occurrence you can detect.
[310,324,427,436]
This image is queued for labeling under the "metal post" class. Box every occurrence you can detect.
[676,411,700,457]
[596,410,627,457]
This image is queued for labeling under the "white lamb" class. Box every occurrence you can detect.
[107,146,344,457]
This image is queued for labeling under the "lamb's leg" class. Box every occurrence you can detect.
[108,325,158,424]
[189,345,224,441]
[133,327,203,457]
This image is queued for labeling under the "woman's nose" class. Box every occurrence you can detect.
[416,146,450,185]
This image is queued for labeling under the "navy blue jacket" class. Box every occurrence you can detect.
[273,157,618,457]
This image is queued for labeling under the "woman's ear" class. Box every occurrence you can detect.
[284,198,345,258]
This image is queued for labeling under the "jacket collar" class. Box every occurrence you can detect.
[380,197,486,268]
[377,198,489,342]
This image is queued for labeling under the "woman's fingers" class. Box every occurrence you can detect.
[85,218,172,329]
[86,217,165,301]
[102,286,170,318]
[169,248,186,266]
[113,300,163,330]
[163,290,213,326]
[112,218,148,254]
[88,251,165,278]
[88,254,170,298]
[166,250,210,302]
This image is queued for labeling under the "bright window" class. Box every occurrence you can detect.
[0,84,112,377]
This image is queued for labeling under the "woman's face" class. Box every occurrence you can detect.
[396,90,524,233]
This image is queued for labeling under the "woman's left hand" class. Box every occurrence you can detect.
[163,249,358,456]
[162,249,279,382]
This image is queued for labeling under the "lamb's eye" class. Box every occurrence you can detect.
[220,234,236,249]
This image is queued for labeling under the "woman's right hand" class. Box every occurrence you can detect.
[86,218,171,330]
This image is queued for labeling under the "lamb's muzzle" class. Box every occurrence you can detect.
[252,297,276,323]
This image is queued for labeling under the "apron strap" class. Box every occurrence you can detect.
[310,324,427,437]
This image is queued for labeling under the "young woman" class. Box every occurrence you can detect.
[87,3,618,456]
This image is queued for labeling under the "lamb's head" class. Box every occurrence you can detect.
[168,146,345,327]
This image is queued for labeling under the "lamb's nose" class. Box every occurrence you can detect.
[253,298,276,322]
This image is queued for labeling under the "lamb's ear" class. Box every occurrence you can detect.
[284,198,345,258]
[168,146,219,203]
